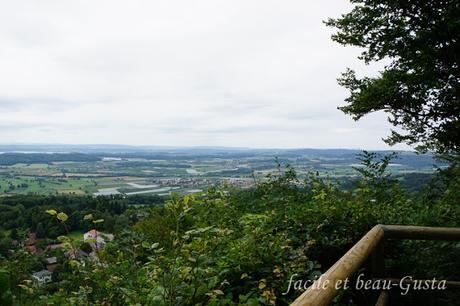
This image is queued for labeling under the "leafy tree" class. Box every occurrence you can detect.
[353,151,398,189]
[0,269,13,306]
[326,0,460,155]
[0,232,13,257]
[35,223,46,238]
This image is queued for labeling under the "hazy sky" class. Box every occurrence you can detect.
[0,0,408,149]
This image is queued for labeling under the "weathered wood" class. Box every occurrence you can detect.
[382,225,460,241]
[374,291,389,306]
[291,225,385,306]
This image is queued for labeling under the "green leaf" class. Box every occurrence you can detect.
[258,279,266,289]
[93,219,104,224]
[142,242,150,249]
[69,259,81,268]
[196,284,208,297]
[85,238,97,244]
[57,212,68,222]
[57,235,71,243]
[46,209,57,216]
[183,195,190,205]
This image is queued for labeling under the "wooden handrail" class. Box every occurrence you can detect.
[381,225,460,240]
[291,225,385,306]
[290,225,460,306]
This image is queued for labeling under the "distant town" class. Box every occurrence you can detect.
[0,145,444,197]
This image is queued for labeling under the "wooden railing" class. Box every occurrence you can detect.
[291,225,460,306]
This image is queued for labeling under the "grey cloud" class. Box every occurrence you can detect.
[0,0,408,149]
[0,96,115,112]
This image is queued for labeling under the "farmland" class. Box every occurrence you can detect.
[0,146,444,196]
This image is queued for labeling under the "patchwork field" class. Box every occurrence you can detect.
[0,148,443,196]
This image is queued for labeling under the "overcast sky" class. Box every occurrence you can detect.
[0,0,409,149]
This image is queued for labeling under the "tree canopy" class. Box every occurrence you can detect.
[326,0,460,155]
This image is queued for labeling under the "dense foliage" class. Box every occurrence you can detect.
[0,153,459,305]
[326,0,460,154]
[0,194,164,256]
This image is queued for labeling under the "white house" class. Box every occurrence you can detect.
[32,270,52,284]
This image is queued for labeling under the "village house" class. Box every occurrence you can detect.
[66,248,89,260]
[24,232,37,245]
[45,256,58,272]
[44,243,63,252]
[23,232,38,253]
[83,229,114,249]
[24,244,37,253]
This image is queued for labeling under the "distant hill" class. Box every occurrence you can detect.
[0,152,101,165]
[0,144,446,168]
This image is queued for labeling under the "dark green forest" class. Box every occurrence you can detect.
[0,153,101,166]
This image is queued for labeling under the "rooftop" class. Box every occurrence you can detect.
[45,257,58,264]
[33,270,52,278]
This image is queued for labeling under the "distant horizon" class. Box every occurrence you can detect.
[0,142,417,152]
